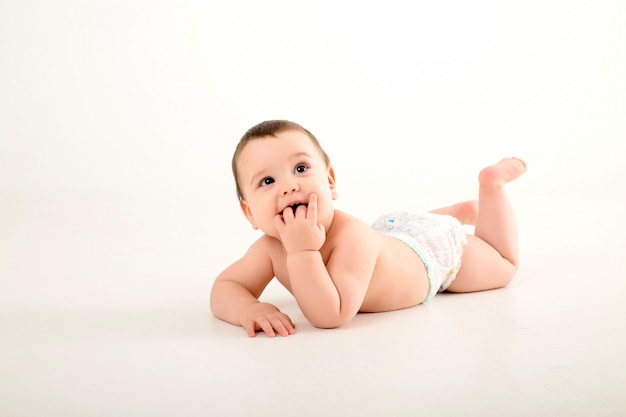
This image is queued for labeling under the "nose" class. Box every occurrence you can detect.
[281,178,299,195]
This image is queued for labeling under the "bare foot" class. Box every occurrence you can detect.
[430,200,478,225]
[479,157,527,190]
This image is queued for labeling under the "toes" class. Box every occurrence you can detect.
[511,157,527,168]
[479,158,527,187]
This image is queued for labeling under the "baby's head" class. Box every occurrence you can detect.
[232,120,332,201]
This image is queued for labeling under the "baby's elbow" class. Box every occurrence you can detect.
[311,321,342,330]
[302,299,360,329]
[493,266,518,290]
[307,314,352,330]
[501,264,520,287]
[499,276,515,289]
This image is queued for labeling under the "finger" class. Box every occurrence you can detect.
[242,320,257,338]
[275,313,296,333]
[279,315,297,336]
[281,317,296,335]
[274,214,285,229]
[307,193,318,225]
[295,203,307,218]
[283,206,295,222]
[269,318,289,337]
[258,318,276,338]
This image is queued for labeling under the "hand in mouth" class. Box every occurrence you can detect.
[280,202,308,216]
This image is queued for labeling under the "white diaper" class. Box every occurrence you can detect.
[371,212,467,303]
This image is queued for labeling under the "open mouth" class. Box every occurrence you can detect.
[280,203,308,216]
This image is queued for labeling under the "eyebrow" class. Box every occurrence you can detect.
[248,151,314,188]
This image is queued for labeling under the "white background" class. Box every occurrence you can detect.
[1,1,625,416]
[2,1,623,197]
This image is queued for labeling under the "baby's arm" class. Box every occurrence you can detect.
[276,196,377,328]
[286,228,377,328]
[210,237,295,337]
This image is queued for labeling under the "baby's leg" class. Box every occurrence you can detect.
[446,158,527,293]
[430,200,478,225]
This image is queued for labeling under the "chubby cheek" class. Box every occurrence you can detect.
[257,221,281,239]
[315,195,335,224]
[251,208,280,235]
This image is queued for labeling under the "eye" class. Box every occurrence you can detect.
[260,177,274,187]
[295,164,308,174]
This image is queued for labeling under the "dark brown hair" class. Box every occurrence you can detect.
[232,120,331,201]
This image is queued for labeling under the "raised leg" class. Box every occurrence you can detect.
[446,158,527,293]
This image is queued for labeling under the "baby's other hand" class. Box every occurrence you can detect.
[239,303,296,338]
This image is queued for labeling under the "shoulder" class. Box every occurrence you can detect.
[326,210,381,251]
[245,234,282,260]
[331,210,376,235]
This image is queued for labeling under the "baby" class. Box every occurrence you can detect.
[210,120,527,337]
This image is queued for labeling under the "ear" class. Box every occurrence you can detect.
[327,166,338,200]
[240,200,259,230]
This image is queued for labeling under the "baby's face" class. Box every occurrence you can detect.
[237,129,337,238]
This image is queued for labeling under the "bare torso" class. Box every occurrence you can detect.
[268,210,430,312]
